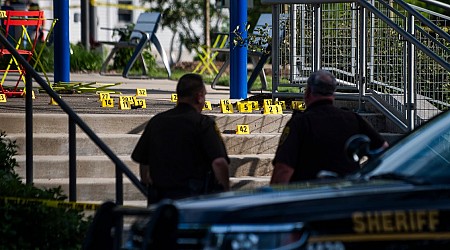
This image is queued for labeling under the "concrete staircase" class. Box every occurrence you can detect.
[0,103,402,205]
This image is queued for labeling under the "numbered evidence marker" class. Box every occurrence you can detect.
[250,101,259,110]
[274,100,286,110]
[101,98,114,108]
[236,124,250,134]
[202,101,212,111]
[263,99,273,108]
[98,92,111,101]
[220,99,233,113]
[291,100,306,111]
[237,101,253,113]
[263,104,283,114]
[171,93,178,102]
[127,96,136,105]
[0,94,6,102]
[136,88,147,97]
[134,98,147,109]
[119,96,131,110]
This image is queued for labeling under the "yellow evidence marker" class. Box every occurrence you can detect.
[119,96,131,110]
[171,93,178,102]
[236,124,250,134]
[263,99,272,108]
[0,94,6,102]
[250,101,259,110]
[221,103,234,114]
[134,99,147,109]
[98,92,111,101]
[101,98,114,108]
[263,104,283,114]
[291,101,306,111]
[127,96,136,106]
[275,100,286,110]
[203,101,212,110]
[237,101,252,113]
[220,99,233,113]
[136,88,147,97]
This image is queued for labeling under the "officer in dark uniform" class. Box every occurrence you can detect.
[132,73,230,204]
[271,70,389,184]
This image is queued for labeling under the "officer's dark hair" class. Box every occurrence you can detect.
[306,70,337,96]
[176,73,205,98]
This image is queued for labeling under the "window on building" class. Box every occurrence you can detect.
[118,0,133,23]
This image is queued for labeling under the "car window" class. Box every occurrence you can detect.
[363,112,450,184]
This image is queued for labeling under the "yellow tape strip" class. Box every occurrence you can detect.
[90,0,149,11]
[0,196,100,211]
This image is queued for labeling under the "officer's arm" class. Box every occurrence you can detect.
[212,157,230,191]
[270,162,294,185]
[139,164,153,186]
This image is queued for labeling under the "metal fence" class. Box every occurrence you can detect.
[267,0,450,131]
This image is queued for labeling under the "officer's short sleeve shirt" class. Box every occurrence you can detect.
[273,100,386,182]
[131,103,229,188]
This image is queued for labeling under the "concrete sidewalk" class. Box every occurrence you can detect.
[47,73,244,104]
[0,72,259,114]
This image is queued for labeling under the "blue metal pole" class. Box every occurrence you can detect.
[54,0,70,83]
[230,0,247,99]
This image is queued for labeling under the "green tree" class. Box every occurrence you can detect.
[143,0,229,52]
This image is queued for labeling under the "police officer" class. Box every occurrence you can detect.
[271,70,389,184]
[132,73,230,204]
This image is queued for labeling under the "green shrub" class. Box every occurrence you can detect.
[70,43,103,72]
[32,43,55,73]
[0,131,91,250]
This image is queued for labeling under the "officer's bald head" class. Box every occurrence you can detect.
[176,73,205,98]
[306,70,337,96]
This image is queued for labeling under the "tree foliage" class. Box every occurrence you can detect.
[143,0,228,52]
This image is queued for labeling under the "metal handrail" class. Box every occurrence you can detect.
[0,33,148,204]
[415,0,450,12]
[392,0,450,44]
[359,0,450,72]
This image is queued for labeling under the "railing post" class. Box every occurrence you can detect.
[406,13,416,131]
[351,2,358,77]
[116,165,123,206]
[313,3,321,72]
[272,4,281,96]
[369,0,375,85]
[358,4,367,112]
[25,73,33,185]
[289,4,297,79]
[69,117,77,201]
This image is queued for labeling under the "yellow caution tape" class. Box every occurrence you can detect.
[90,0,149,11]
[0,196,101,211]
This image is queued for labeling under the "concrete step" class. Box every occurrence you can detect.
[14,154,274,179]
[14,155,139,179]
[0,112,387,134]
[30,176,271,202]
[7,133,282,155]
[7,131,403,158]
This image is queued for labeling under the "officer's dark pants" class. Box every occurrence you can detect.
[147,186,192,206]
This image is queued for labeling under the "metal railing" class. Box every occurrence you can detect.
[264,0,450,131]
[0,33,148,205]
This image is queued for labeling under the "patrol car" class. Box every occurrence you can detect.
[92,110,450,250]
